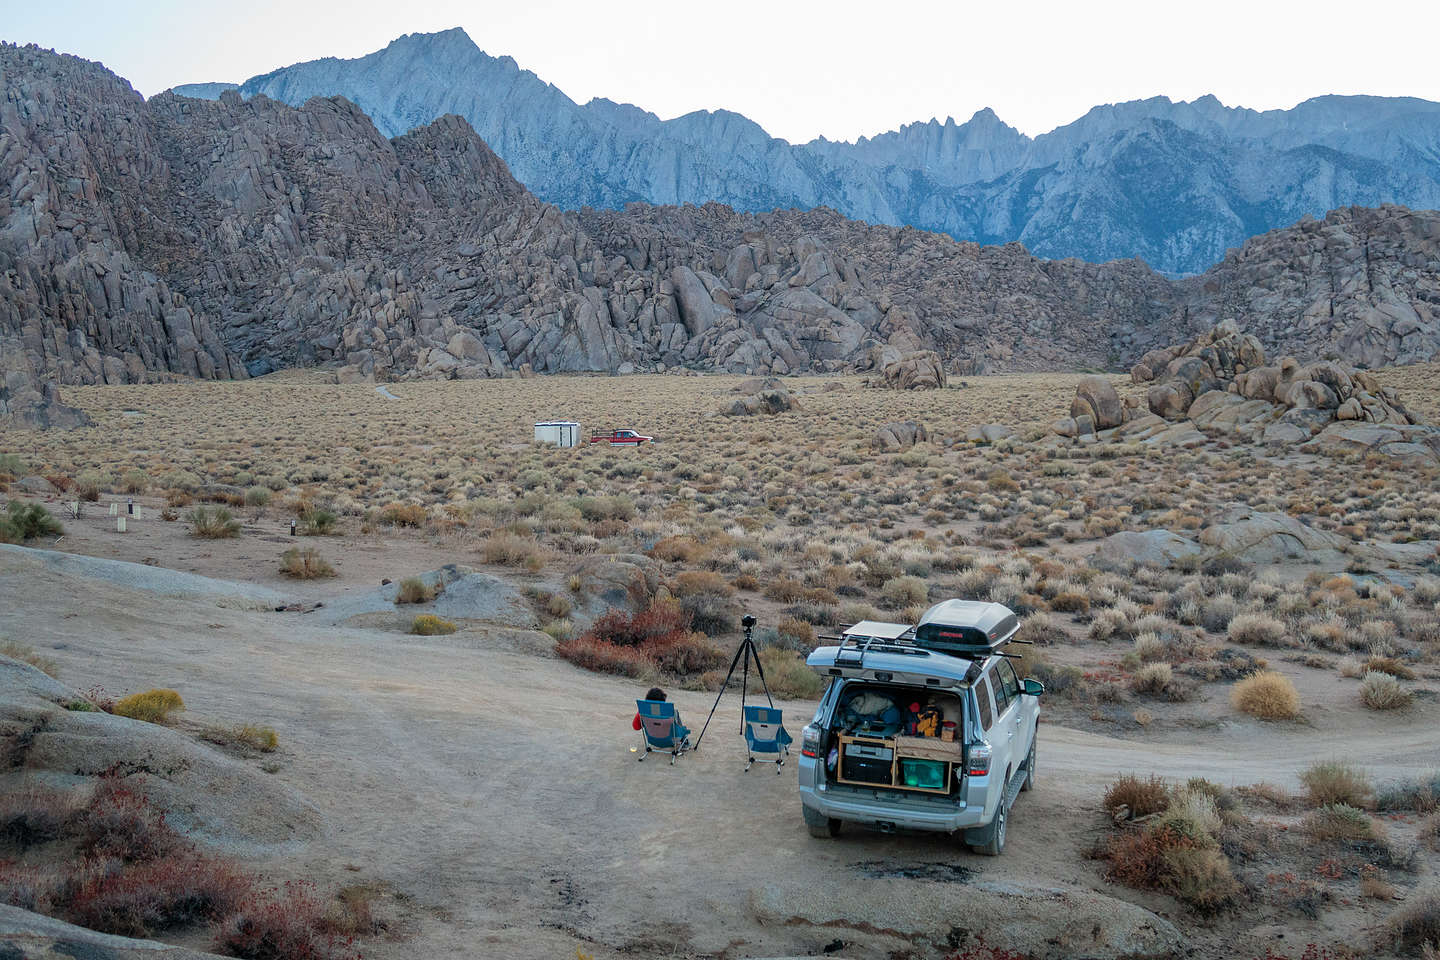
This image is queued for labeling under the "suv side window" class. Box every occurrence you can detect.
[976,676,994,729]
[997,660,1022,704]
[989,669,1010,716]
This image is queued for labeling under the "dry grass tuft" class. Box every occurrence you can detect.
[0,640,59,678]
[1300,761,1373,809]
[186,506,240,539]
[1359,670,1414,710]
[480,531,546,571]
[1383,889,1440,955]
[201,723,279,753]
[280,547,336,579]
[1303,803,1379,842]
[1230,670,1299,720]
[1226,613,1287,647]
[1103,774,1170,819]
[395,577,439,604]
[113,689,185,724]
[409,615,458,636]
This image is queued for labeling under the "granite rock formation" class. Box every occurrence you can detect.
[872,421,928,452]
[4,44,1440,430]
[1113,320,1440,462]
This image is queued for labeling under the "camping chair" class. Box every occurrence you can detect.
[636,699,691,764]
[743,705,793,773]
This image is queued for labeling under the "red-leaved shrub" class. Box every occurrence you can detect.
[555,635,656,677]
[80,776,180,862]
[217,881,359,960]
[0,773,361,952]
[559,602,728,678]
[68,853,251,937]
[588,603,691,647]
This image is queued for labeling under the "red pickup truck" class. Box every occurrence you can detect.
[589,429,654,446]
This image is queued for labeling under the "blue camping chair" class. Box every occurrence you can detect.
[636,699,691,764]
[743,705,793,773]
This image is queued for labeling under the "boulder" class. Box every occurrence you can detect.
[0,544,292,611]
[321,563,537,630]
[966,423,1015,445]
[1093,530,1204,570]
[873,421,929,452]
[567,554,662,629]
[1198,508,1348,563]
[0,903,230,959]
[1280,379,1339,411]
[751,877,1183,960]
[1070,376,1124,429]
[725,389,798,416]
[877,350,946,390]
[1147,381,1193,420]
[1234,366,1281,401]
[1128,320,1429,455]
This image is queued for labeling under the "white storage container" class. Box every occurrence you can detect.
[534,421,581,447]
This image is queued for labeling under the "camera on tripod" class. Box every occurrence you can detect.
[693,612,771,752]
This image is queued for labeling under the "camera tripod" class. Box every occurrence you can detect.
[692,614,773,751]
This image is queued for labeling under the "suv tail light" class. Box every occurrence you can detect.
[801,724,821,758]
[966,743,992,777]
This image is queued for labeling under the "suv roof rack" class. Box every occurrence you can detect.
[822,621,927,668]
[821,606,1032,671]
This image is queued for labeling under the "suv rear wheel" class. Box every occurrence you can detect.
[802,804,842,838]
[968,777,1009,856]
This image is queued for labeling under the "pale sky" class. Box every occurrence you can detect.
[7,0,1439,143]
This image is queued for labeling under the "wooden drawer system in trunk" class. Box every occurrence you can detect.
[835,734,963,794]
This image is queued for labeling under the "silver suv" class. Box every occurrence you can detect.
[797,601,1042,856]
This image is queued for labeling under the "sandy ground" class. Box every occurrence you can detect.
[4,510,1439,959]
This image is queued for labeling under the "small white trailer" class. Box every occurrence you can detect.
[534,421,582,447]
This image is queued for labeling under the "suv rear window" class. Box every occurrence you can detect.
[976,676,994,729]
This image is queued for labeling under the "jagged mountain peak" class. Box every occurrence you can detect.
[148,30,1440,274]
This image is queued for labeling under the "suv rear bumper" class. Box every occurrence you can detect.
[799,782,988,833]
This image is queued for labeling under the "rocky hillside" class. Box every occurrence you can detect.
[4,44,1440,427]
[1179,205,1440,369]
[175,28,1440,275]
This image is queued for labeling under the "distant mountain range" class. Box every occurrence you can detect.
[170,28,1440,275]
[5,39,1438,433]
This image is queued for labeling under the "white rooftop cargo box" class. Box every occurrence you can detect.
[534,421,581,447]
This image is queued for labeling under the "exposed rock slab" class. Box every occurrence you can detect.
[0,904,229,959]
[750,877,1183,960]
[1198,509,1349,564]
[0,656,323,856]
[1093,530,1204,570]
[0,545,292,610]
[321,564,537,630]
